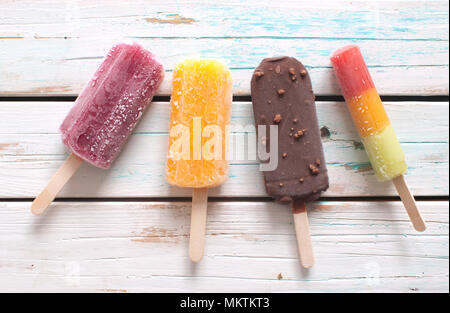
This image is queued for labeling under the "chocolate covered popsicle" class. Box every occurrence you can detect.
[251,56,329,203]
[251,56,329,267]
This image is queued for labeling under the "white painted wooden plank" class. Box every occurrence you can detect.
[0,41,448,96]
[1,135,447,198]
[1,101,448,141]
[0,1,448,96]
[0,101,447,198]
[0,67,448,97]
[1,1,448,40]
[1,37,447,68]
[0,201,447,292]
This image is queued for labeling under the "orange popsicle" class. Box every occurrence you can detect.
[166,59,232,262]
[166,59,231,187]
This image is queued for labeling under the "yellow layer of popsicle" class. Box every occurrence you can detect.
[348,88,390,137]
[166,59,232,188]
[362,124,407,181]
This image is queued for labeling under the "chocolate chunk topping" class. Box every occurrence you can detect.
[254,70,264,78]
[309,164,319,175]
[315,159,321,166]
[275,65,281,74]
[277,89,285,96]
[300,69,307,77]
[288,67,297,81]
[282,152,287,158]
[292,118,298,123]
[294,130,304,139]
[273,114,282,124]
[299,178,304,183]
[279,183,284,187]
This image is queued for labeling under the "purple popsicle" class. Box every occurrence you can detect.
[31,42,164,215]
[60,42,164,169]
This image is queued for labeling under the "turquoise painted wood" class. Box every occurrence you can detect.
[0,0,448,95]
[1,1,448,40]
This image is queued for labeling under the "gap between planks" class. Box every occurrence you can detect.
[0,196,448,203]
[0,95,449,102]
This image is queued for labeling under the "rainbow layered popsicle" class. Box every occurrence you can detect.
[330,45,426,232]
[330,45,407,181]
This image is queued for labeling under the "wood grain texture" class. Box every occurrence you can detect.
[292,201,315,268]
[0,101,447,198]
[31,153,83,215]
[0,0,448,294]
[0,0,448,95]
[0,201,447,292]
[1,0,448,40]
[392,175,427,232]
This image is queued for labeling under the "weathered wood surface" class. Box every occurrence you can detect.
[0,0,448,95]
[0,0,448,293]
[0,201,448,292]
[0,101,447,198]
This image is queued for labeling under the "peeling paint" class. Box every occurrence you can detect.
[0,143,19,152]
[145,14,196,25]
[33,35,76,39]
[314,202,352,212]
[328,185,346,193]
[320,126,331,139]
[344,162,373,173]
[233,233,259,241]
[132,226,178,243]
[353,141,365,150]
[100,289,128,293]
[2,86,73,95]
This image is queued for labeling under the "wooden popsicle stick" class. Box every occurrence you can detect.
[292,200,314,268]
[31,153,83,215]
[392,174,426,232]
[189,187,208,262]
